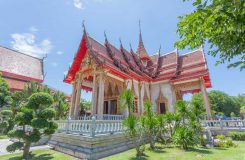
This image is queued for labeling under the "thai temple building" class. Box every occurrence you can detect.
[0,46,44,91]
[64,25,212,120]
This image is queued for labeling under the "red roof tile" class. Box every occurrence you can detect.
[65,32,211,88]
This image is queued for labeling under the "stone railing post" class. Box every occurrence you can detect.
[66,117,71,134]
[220,120,223,130]
[90,116,96,137]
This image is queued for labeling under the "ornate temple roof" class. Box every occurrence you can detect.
[64,29,211,89]
[0,46,44,81]
[0,46,44,90]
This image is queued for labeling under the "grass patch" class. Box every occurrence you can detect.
[103,141,245,160]
[0,134,8,139]
[0,149,75,160]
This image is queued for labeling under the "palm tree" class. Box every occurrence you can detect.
[120,89,134,115]
[53,91,69,120]
[80,99,91,115]
[120,89,145,158]
[143,100,158,150]
[175,100,189,124]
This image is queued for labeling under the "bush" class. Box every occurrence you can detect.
[215,135,236,148]
[229,132,245,141]
[173,127,196,150]
[6,142,23,153]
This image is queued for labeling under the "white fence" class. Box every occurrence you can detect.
[202,120,245,129]
[78,114,125,120]
[56,117,124,137]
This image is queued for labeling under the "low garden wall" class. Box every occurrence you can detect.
[49,132,146,160]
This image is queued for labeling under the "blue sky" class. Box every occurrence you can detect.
[0,0,244,100]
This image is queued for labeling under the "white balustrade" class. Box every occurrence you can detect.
[78,114,125,121]
[202,120,245,129]
[55,117,124,137]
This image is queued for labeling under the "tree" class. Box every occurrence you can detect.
[80,99,91,115]
[53,91,69,120]
[0,109,13,134]
[120,89,145,158]
[191,90,241,116]
[173,100,201,150]
[120,89,134,115]
[175,0,245,70]
[141,100,158,150]
[0,73,12,108]
[123,115,145,158]
[6,92,58,159]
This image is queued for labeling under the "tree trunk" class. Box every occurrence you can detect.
[23,141,31,159]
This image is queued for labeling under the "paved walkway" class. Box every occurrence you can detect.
[0,139,51,155]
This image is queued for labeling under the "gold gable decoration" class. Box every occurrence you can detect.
[156,89,167,103]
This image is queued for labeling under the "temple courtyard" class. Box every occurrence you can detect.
[0,0,244,160]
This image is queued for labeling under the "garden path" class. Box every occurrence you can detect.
[0,139,51,155]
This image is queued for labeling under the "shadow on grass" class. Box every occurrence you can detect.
[128,153,150,160]
[129,156,148,160]
[213,147,228,150]
[8,154,54,160]
[188,148,212,154]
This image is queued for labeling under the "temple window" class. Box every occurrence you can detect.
[159,102,166,114]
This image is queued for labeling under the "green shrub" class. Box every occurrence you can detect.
[216,135,236,148]
[6,142,23,153]
[173,127,196,150]
[229,132,245,141]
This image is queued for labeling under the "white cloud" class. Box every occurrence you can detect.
[29,26,38,32]
[51,62,58,67]
[63,71,68,75]
[57,51,63,55]
[10,29,52,58]
[73,0,84,9]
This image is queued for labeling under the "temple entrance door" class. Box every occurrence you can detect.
[103,101,109,114]
[159,103,166,114]
[110,100,117,115]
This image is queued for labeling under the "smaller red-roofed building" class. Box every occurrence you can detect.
[64,25,212,120]
[0,46,44,91]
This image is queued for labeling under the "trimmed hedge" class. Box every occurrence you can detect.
[229,132,245,141]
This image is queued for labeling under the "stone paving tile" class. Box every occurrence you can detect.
[0,139,51,155]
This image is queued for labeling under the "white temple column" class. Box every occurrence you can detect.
[97,73,105,120]
[91,73,97,115]
[139,82,144,115]
[200,78,212,120]
[73,73,82,119]
[69,82,76,118]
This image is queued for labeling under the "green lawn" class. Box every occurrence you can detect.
[0,134,8,139]
[103,141,245,160]
[0,149,76,160]
[0,142,244,160]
